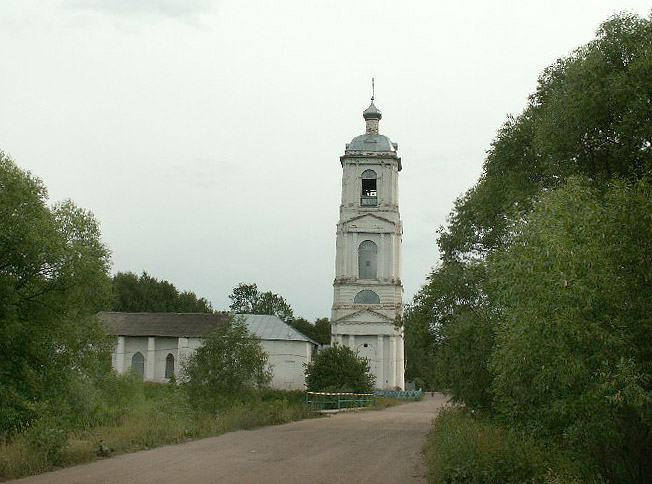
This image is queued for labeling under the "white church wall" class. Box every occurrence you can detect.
[112,335,313,390]
[260,340,313,390]
[122,336,148,375]
[153,337,178,382]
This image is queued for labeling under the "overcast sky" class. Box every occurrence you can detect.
[1,1,650,320]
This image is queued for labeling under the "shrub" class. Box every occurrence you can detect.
[24,417,68,466]
[182,315,271,411]
[305,345,375,393]
[425,408,549,484]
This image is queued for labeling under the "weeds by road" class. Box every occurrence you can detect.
[0,376,311,482]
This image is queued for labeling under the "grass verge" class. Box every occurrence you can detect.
[0,381,311,482]
[424,407,596,484]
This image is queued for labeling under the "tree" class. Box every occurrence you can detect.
[305,345,375,393]
[286,316,331,345]
[111,271,214,313]
[312,317,332,345]
[488,178,652,481]
[0,152,113,434]
[182,315,271,410]
[228,283,293,322]
[403,12,652,405]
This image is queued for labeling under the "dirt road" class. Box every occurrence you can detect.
[10,394,448,484]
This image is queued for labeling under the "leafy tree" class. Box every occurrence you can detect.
[403,12,652,406]
[287,317,331,345]
[312,317,332,345]
[182,315,271,410]
[0,152,113,434]
[111,271,214,313]
[228,282,293,322]
[488,177,652,481]
[305,345,375,393]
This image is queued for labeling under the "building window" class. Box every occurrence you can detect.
[131,352,144,378]
[354,290,380,304]
[165,353,175,379]
[358,240,378,279]
[361,169,377,206]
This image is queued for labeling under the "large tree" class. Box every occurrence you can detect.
[404,12,652,481]
[0,152,113,434]
[228,283,293,322]
[404,12,652,402]
[488,178,652,481]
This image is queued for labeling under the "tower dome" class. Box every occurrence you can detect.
[363,101,382,120]
[345,100,398,154]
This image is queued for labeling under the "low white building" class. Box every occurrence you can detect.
[98,312,318,390]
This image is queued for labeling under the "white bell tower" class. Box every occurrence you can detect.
[331,93,405,390]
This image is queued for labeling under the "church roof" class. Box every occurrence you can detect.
[346,133,397,152]
[97,312,317,344]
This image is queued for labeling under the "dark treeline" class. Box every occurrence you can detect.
[111,271,215,314]
[407,13,652,483]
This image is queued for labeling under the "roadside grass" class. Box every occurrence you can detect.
[372,396,415,410]
[0,379,311,482]
[424,407,597,484]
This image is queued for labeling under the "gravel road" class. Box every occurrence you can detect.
[9,394,448,484]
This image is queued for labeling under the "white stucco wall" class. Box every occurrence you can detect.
[112,335,314,390]
[261,339,314,390]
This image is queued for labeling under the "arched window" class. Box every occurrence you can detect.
[131,352,144,378]
[358,240,378,279]
[361,170,377,206]
[354,290,380,304]
[165,353,175,379]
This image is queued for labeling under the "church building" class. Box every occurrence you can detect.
[330,97,405,390]
[99,312,318,390]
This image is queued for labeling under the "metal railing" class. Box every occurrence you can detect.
[360,196,377,206]
[306,392,374,411]
[374,389,422,400]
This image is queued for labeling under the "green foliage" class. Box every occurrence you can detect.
[23,417,68,466]
[400,261,496,407]
[406,13,652,483]
[438,13,652,265]
[305,345,375,393]
[488,178,652,481]
[0,379,311,481]
[228,282,294,322]
[0,152,113,435]
[424,408,584,484]
[182,315,271,410]
[288,317,331,345]
[111,271,214,313]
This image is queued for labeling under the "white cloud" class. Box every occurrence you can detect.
[60,0,216,22]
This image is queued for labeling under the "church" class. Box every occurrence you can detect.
[100,312,318,390]
[330,96,406,390]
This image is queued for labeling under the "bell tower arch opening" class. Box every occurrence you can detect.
[361,169,377,206]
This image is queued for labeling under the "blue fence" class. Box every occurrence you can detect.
[374,389,422,399]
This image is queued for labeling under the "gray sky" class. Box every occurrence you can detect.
[1,1,650,320]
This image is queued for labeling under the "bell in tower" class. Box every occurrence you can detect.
[330,92,405,390]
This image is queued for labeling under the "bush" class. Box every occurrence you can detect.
[305,345,375,393]
[182,315,271,411]
[425,408,549,484]
[24,417,68,467]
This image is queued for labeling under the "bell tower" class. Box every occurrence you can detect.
[331,94,405,390]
